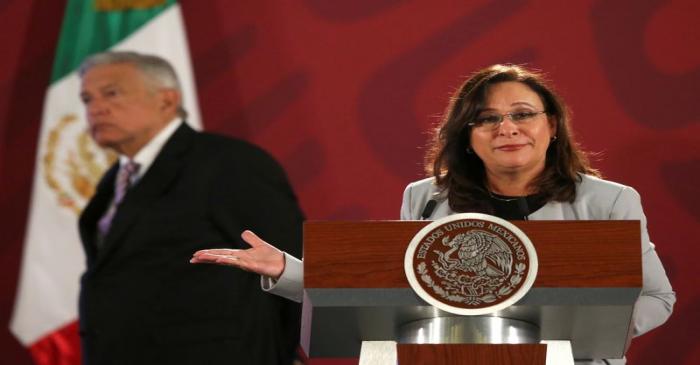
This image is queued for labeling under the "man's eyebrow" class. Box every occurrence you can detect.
[98,82,118,90]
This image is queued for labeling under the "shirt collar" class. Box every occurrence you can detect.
[118,118,183,182]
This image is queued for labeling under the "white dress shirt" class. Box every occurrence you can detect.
[117,118,182,185]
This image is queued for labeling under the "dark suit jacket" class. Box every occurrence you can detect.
[78,123,304,365]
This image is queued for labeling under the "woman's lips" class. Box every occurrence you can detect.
[496,144,527,151]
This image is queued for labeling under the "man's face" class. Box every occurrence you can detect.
[80,63,174,156]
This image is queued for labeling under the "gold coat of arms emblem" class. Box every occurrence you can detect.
[43,114,115,214]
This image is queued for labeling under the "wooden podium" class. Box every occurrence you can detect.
[300,220,642,364]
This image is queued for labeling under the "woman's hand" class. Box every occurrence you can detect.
[190,230,286,279]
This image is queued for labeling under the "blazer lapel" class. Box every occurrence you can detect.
[79,163,119,266]
[95,123,196,264]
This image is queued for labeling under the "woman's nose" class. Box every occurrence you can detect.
[497,118,519,136]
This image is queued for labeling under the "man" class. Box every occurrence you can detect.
[78,51,303,364]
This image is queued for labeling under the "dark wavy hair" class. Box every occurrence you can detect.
[425,64,598,213]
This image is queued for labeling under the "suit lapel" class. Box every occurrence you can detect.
[95,123,196,265]
[79,163,119,265]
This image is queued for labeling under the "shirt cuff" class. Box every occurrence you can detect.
[260,252,304,303]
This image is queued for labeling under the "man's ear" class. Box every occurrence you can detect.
[159,89,181,114]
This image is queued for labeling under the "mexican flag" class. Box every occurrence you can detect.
[10,0,200,363]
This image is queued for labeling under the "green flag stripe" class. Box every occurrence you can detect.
[51,0,177,83]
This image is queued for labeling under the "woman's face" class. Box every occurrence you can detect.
[469,81,556,179]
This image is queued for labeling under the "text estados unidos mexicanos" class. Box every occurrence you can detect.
[416,221,525,261]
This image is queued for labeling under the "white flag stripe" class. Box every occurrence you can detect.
[11,74,86,345]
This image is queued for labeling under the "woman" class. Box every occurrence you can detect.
[192,64,675,364]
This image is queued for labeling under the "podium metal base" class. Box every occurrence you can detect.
[398,316,539,344]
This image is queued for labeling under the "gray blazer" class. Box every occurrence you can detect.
[401,174,676,364]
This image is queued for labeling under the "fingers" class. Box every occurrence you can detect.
[190,252,249,270]
[193,248,241,257]
[241,230,267,248]
[191,252,240,261]
[192,230,266,257]
[190,252,233,265]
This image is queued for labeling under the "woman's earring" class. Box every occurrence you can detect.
[466,147,473,154]
[551,136,558,142]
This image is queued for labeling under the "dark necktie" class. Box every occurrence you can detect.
[97,160,140,241]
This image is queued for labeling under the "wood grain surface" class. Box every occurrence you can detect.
[396,344,547,365]
[304,220,642,288]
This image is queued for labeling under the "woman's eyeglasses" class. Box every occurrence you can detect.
[468,110,547,130]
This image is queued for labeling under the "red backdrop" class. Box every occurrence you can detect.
[1,0,698,364]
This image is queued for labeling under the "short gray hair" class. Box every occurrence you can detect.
[79,51,188,119]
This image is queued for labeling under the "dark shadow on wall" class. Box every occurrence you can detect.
[0,0,67,364]
[591,0,700,130]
